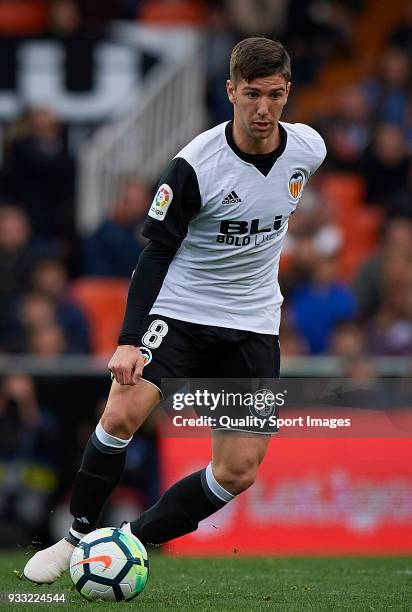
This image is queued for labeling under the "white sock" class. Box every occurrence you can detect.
[205,462,235,503]
[68,527,87,542]
[94,420,132,451]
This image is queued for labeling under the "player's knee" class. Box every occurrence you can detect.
[101,404,138,439]
[213,463,257,495]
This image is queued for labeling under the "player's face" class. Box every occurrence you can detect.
[226,74,290,149]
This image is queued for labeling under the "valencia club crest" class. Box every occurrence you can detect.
[288,170,305,200]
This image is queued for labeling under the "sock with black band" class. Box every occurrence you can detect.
[67,421,132,544]
[129,463,234,545]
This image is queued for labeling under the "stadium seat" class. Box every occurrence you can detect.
[0,0,46,35]
[70,278,129,356]
[320,173,366,219]
[320,174,383,279]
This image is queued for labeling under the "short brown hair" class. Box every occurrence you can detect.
[230,37,291,85]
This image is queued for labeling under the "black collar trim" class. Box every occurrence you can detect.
[225,120,287,165]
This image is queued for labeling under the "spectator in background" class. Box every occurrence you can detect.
[280,184,342,298]
[316,85,372,171]
[0,205,32,331]
[205,3,236,125]
[0,205,54,349]
[45,0,117,35]
[0,373,57,543]
[366,270,412,356]
[286,185,342,256]
[284,0,363,85]
[360,123,412,215]
[0,374,56,461]
[362,47,411,127]
[7,280,90,354]
[290,254,357,354]
[44,0,103,95]
[7,291,67,355]
[46,0,82,36]
[224,0,288,39]
[3,107,75,244]
[280,236,318,299]
[82,180,150,278]
[354,217,412,320]
[30,259,91,353]
[26,321,68,357]
[329,321,365,358]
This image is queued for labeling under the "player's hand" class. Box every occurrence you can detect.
[108,345,145,386]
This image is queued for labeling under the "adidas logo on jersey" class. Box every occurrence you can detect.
[221,190,242,205]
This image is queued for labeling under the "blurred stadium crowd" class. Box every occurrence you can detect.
[0,0,411,361]
[0,0,411,543]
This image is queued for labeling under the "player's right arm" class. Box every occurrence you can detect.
[108,157,201,385]
[108,240,179,385]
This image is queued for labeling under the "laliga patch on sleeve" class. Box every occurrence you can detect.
[148,184,173,221]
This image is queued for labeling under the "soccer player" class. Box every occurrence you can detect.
[24,37,326,583]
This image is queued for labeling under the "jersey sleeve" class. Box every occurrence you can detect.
[142,157,201,248]
[309,137,327,176]
[118,240,178,346]
[305,126,327,176]
[292,123,327,176]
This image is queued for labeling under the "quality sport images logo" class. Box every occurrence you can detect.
[148,183,173,220]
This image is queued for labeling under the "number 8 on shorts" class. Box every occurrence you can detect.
[142,319,169,349]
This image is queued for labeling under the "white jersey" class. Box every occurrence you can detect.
[142,121,326,335]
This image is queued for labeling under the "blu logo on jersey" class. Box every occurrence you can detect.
[216,216,284,246]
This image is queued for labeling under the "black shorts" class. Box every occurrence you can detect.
[139,314,280,390]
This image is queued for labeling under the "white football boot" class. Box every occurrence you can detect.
[23,538,75,584]
[23,524,133,584]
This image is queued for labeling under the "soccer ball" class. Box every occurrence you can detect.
[70,528,149,602]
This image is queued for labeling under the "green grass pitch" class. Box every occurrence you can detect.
[0,551,411,611]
